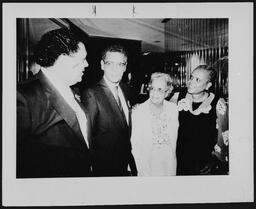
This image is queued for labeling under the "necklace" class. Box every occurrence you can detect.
[191,92,209,103]
[178,92,215,115]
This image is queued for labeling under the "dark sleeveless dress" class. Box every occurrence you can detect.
[176,89,219,175]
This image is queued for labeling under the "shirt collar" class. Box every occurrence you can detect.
[103,75,119,90]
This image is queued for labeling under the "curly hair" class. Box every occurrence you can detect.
[34,28,82,67]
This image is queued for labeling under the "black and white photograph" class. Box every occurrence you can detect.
[2,2,253,207]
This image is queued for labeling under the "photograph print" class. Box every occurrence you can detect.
[16,18,229,178]
[2,2,253,206]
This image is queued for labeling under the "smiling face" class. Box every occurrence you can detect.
[54,42,88,86]
[149,77,169,106]
[101,51,127,85]
[187,68,212,95]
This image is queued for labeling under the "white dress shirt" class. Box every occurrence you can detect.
[41,68,89,147]
[103,76,129,124]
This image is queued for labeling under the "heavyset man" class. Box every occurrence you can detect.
[17,28,91,178]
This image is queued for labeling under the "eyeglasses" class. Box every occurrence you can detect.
[103,61,127,68]
[149,86,168,94]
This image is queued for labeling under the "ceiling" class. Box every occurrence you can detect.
[27,18,228,54]
[70,18,166,53]
[28,18,166,53]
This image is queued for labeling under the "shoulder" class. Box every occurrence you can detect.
[82,86,94,96]
[217,97,226,104]
[119,82,129,91]
[17,78,43,98]
[165,100,178,111]
[178,88,188,100]
[17,79,48,110]
[81,87,98,108]
[169,92,179,104]
[216,97,228,115]
[18,76,39,89]
[132,100,149,114]
[164,101,179,119]
[82,82,102,97]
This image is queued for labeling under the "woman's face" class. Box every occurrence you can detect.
[149,77,169,105]
[187,69,212,95]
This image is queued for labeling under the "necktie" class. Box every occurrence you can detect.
[114,86,127,117]
[113,86,130,126]
[114,86,122,109]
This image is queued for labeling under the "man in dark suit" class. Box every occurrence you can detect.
[17,28,91,178]
[81,45,137,177]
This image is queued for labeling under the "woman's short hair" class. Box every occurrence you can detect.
[149,72,173,91]
[34,28,82,67]
[194,65,217,83]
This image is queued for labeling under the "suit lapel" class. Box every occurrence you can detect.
[119,84,132,137]
[99,79,129,129]
[38,71,88,149]
[119,84,132,127]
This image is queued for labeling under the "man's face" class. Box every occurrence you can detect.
[55,42,88,86]
[101,51,127,85]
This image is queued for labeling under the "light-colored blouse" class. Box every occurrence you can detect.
[131,99,179,176]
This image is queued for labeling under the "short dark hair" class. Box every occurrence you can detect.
[101,44,128,61]
[194,64,217,83]
[34,28,83,67]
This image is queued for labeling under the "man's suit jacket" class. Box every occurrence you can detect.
[17,71,92,178]
[81,78,137,176]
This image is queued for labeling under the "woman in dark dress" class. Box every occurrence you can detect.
[175,65,228,175]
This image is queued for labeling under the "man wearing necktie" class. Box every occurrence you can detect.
[81,45,137,176]
[17,28,92,178]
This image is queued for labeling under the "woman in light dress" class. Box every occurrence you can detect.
[131,72,179,176]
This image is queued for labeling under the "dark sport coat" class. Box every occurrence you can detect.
[17,71,92,178]
[81,78,137,176]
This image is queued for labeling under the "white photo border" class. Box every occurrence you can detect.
[2,2,254,206]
